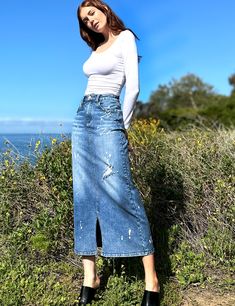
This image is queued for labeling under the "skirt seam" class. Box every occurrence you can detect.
[118,131,146,249]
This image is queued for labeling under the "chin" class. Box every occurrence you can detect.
[96,26,104,33]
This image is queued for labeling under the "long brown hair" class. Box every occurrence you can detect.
[77,0,138,51]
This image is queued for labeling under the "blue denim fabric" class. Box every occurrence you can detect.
[71,94,155,257]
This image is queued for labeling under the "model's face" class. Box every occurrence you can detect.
[80,6,108,33]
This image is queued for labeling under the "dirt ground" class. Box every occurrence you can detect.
[181,288,235,306]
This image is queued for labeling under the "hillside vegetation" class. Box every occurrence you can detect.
[0,119,234,305]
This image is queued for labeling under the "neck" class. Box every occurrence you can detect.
[101,26,113,42]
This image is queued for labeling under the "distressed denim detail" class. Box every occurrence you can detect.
[72,94,155,257]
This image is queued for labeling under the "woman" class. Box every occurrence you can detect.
[72,1,160,305]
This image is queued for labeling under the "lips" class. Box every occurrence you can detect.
[94,22,99,29]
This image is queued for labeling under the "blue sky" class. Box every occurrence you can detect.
[0,0,235,133]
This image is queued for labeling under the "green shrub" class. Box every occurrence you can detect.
[93,274,143,306]
[170,241,206,287]
[128,120,234,282]
[0,251,82,306]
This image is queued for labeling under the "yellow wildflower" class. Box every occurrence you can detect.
[51,138,57,145]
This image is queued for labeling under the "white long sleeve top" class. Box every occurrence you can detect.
[83,29,140,129]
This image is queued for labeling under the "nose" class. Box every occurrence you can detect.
[90,19,95,27]
[87,16,95,26]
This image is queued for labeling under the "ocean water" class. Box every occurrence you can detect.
[0,133,71,165]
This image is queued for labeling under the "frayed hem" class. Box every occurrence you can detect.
[74,250,98,256]
[101,249,155,258]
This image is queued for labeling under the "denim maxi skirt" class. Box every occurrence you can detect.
[71,93,155,257]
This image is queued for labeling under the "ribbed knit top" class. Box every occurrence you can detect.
[83,30,139,129]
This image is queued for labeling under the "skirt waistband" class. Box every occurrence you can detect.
[83,93,119,102]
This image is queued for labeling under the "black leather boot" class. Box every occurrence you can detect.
[78,285,97,305]
[141,290,160,306]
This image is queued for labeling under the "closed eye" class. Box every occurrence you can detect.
[82,10,95,24]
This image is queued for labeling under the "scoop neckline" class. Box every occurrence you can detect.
[92,30,126,55]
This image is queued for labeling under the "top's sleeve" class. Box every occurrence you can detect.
[121,30,140,130]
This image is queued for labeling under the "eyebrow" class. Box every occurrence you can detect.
[82,9,92,22]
